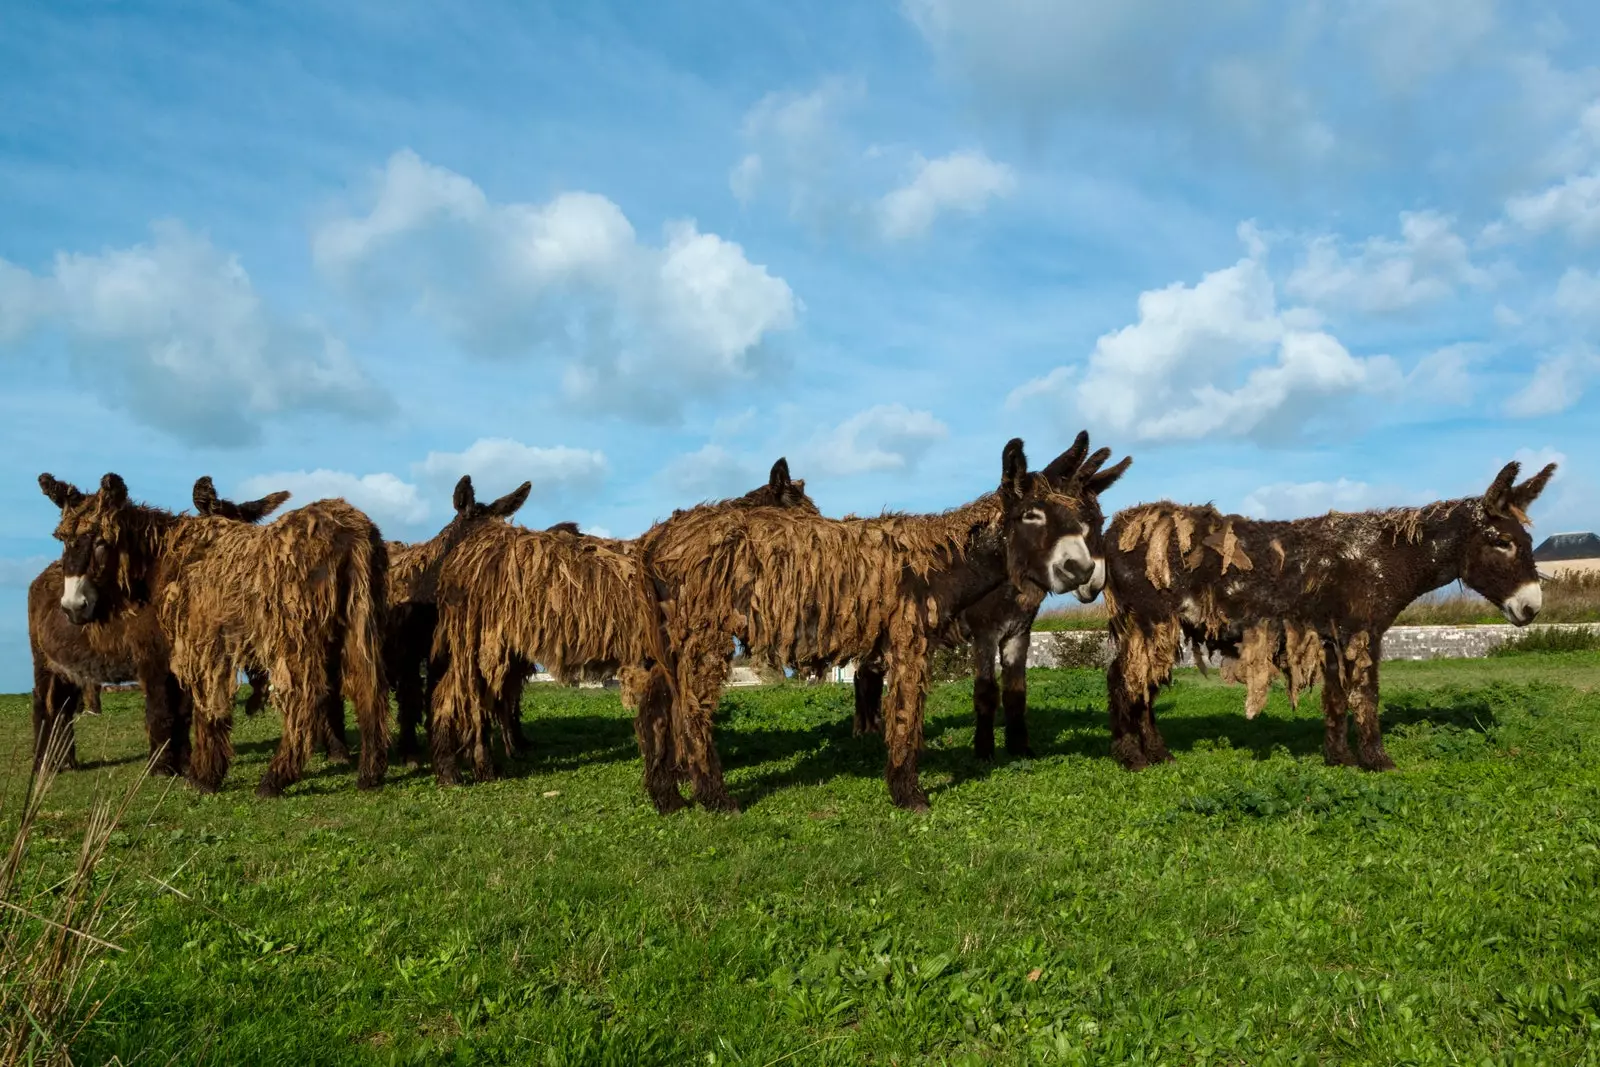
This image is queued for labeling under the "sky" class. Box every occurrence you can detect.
[2,0,1598,692]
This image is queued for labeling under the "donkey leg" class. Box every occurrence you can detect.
[33,668,80,772]
[1135,682,1174,765]
[1106,655,1148,771]
[1319,644,1357,767]
[675,632,738,813]
[1348,634,1394,772]
[494,664,529,759]
[139,662,182,777]
[343,643,390,793]
[1000,630,1034,758]
[971,633,1000,761]
[165,673,194,776]
[883,637,932,812]
[852,663,885,737]
[393,653,424,768]
[629,665,688,814]
[82,685,102,716]
[187,670,235,794]
[318,641,351,764]
[257,667,318,798]
[243,666,269,716]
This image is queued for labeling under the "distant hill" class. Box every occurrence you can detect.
[1533,531,1600,561]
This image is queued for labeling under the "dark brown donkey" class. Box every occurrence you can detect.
[30,479,290,774]
[851,432,1130,759]
[43,472,391,796]
[1103,460,1555,772]
[639,436,1125,812]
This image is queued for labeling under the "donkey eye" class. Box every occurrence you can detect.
[1022,508,1047,526]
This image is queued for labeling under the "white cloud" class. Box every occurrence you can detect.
[581,525,613,539]
[1240,478,1435,520]
[1286,211,1493,315]
[1501,170,1600,244]
[1014,226,1401,444]
[659,444,759,500]
[237,470,428,529]
[1005,365,1075,410]
[1505,347,1600,417]
[1405,343,1484,406]
[729,154,763,205]
[1553,267,1600,320]
[877,151,1016,241]
[0,555,52,588]
[414,438,608,498]
[800,403,949,477]
[731,79,863,223]
[314,150,798,421]
[0,222,385,446]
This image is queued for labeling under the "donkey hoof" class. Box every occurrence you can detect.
[255,780,284,799]
[187,776,220,795]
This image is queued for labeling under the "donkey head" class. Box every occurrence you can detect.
[1039,430,1132,602]
[732,458,820,515]
[998,437,1123,597]
[40,472,136,625]
[192,476,293,523]
[440,475,533,548]
[1463,460,1557,625]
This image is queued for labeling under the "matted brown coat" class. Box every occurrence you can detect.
[1102,460,1555,771]
[41,472,392,797]
[639,436,1123,812]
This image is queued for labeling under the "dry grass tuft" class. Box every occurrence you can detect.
[2,727,159,1065]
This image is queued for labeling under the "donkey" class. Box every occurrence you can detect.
[1103,460,1555,772]
[42,472,391,796]
[29,481,290,774]
[387,475,532,766]
[427,458,816,806]
[850,432,1130,759]
[638,436,1127,812]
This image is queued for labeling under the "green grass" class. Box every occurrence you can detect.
[5,656,1600,1065]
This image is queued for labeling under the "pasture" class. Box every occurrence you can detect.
[5,653,1599,1065]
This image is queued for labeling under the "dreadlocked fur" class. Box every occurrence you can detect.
[376,476,534,768]
[30,478,291,775]
[640,436,1120,812]
[43,472,392,797]
[427,459,818,807]
[1103,460,1555,772]
[851,432,1131,761]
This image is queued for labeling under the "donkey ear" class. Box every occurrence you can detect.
[1512,462,1557,510]
[1041,431,1091,483]
[1001,438,1030,500]
[1085,455,1132,497]
[192,476,221,515]
[768,457,793,492]
[545,521,582,535]
[237,490,292,523]
[100,473,128,506]
[488,481,532,518]
[1483,461,1521,518]
[39,473,84,510]
[452,475,476,516]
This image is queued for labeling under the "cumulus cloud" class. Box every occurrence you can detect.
[237,470,429,528]
[1499,170,1600,244]
[0,222,386,446]
[1240,478,1435,520]
[1286,211,1493,315]
[315,150,799,421]
[731,79,863,221]
[1012,225,1401,444]
[877,151,1016,241]
[1505,347,1600,417]
[414,438,608,499]
[800,404,949,477]
[0,556,52,588]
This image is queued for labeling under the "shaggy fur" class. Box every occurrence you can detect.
[42,472,392,797]
[851,433,1130,760]
[427,459,817,807]
[640,437,1120,812]
[28,483,291,774]
[382,476,533,766]
[1103,461,1555,771]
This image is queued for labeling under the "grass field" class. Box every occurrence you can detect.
[5,654,1600,1065]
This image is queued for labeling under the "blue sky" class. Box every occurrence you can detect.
[2,0,1598,692]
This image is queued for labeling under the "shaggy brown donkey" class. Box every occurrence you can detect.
[43,472,391,796]
[639,436,1122,812]
[851,432,1130,759]
[29,482,291,774]
[1103,460,1555,772]
[427,458,816,807]
[386,475,532,766]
